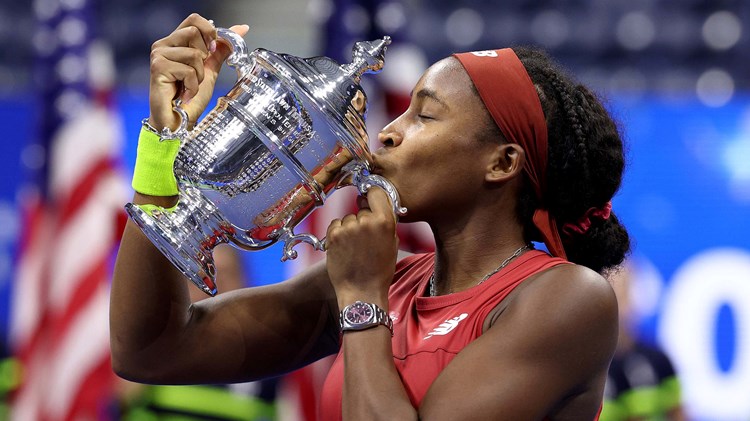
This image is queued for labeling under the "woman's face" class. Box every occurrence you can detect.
[372,57,499,223]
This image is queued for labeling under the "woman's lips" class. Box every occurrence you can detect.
[370,155,386,175]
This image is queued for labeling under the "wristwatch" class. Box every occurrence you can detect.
[339,301,393,335]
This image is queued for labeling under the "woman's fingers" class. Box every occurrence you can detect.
[148,14,218,125]
[151,47,206,86]
[149,50,202,129]
[174,13,217,52]
[147,15,250,132]
[362,188,397,227]
[228,24,250,36]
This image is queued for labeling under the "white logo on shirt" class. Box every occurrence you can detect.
[470,50,498,57]
[389,311,399,323]
[424,313,469,340]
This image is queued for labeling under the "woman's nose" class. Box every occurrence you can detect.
[378,124,403,147]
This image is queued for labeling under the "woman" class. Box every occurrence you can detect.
[111,13,630,420]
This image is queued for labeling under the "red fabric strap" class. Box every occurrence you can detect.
[453,49,566,258]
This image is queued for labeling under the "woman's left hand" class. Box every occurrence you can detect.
[325,188,399,306]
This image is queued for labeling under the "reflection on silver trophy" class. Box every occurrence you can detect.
[125,28,406,296]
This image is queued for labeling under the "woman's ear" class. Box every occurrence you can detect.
[485,143,525,183]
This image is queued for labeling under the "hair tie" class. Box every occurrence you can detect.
[562,201,612,237]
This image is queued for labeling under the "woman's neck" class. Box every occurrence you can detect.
[429,213,528,295]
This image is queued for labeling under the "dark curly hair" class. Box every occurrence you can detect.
[506,47,630,274]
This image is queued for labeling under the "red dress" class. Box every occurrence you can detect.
[320,249,580,420]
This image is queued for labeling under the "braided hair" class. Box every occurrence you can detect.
[511,47,630,274]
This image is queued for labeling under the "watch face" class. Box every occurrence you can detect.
[344,302,373,325]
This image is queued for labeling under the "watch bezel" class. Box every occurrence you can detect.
[342,301,375,326]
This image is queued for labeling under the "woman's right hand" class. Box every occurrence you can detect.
[148,13,249,132]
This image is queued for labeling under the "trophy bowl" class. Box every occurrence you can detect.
[125,28,406,296]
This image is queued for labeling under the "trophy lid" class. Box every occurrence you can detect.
[259,36,392,86]
[249,37,391,164]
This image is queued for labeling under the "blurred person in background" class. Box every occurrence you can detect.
[600,264,685,421]
[114,245,279,421]
[111,13,631,420]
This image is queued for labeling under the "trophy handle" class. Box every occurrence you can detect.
[216,27,255,78]
[169,99,190,141]
[144,98,190,142]
[344,162,408,217]
[277,227,325,262]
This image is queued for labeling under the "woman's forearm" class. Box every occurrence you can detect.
[341,324,417,420]
[337,291,417,420]
[109,193,192,381]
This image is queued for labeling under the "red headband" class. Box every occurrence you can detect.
[453,49,566,259]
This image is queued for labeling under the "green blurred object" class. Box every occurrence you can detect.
[121,384,277,421]
[600,343,682,421]
[0,357,21,421]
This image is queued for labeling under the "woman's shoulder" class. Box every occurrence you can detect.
[501,262,618,344]
[458,262,618,414]
[521,263,616,314]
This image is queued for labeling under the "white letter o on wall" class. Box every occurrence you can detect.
[659,248,750,420]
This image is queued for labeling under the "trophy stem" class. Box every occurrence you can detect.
[124,187,234,296]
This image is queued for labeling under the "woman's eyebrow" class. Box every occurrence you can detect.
[411,88,450,110]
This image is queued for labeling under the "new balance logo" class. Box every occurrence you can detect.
[470,50,498,57]
[424,313,469,339]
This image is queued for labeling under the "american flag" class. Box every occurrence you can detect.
[10,0,128,419]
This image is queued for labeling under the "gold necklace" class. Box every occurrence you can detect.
[428,243,533,297]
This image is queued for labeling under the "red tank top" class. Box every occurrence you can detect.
[320,250,579,419]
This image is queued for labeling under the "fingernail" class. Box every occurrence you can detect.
[209,40,216,53]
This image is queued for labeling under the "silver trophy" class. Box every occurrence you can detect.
[125,28,406,296]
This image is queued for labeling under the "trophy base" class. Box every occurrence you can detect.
[125,187,234,296]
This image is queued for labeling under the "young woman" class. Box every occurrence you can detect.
[111,13,629,420]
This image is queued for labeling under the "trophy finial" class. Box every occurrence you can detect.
[344,36,392,81]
